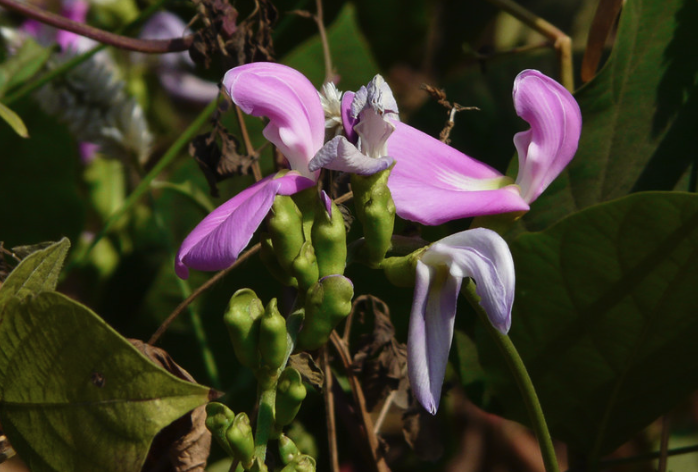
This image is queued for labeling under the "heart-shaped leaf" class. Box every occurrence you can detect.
[475,192,698,456]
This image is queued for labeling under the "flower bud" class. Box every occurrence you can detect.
[311,192,347,277]
[205,402,235,456]
[351,169,395,267]
[278,434,301,465]
[291,241,319,292]
[296,275,354,351]
[260,232,298,287]
[224,289,263,369]
[268,195,306,273]
[259,298,288,372]
[280,455,316,472]
[225,412,255,468]
[275,367,307,427]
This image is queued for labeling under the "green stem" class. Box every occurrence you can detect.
[4,0,170,105]
[68,98,218,270]
[254,386,277,463]
[461,281,560,472]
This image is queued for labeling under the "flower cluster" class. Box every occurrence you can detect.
[176,62,581,413]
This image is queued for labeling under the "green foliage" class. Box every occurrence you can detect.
[0,101,28,137]
[0,240,212,471]
[472,192,698,455]
[522,0,698,231]
[0,38,52,97]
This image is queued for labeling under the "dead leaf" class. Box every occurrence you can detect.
[130,340,216,472]
[288,353,324,390]
[402,405,444,462]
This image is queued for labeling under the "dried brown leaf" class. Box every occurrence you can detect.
[581,0,623,83]
[288,352,324,390]
[402,406,444,462]
[129,340,216,472]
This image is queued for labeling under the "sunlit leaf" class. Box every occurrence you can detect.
[0,102,28,138]
[0,291,213,472]
[476,192,698,455]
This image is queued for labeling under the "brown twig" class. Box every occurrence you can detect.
[329,331,391,472]
[234,105,263,182]
[149,243,261,344]
[0,0,193,53]
[321,347,340,472]
[289,0,334,83]
[421,84,479,143]
[485,0,574,91]
[581,0,623,83]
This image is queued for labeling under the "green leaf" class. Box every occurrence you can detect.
[282,2,381,91]
[522,0,698,231]
[0,102,28,138]
[0,291,213,472]
[477,192,698,456]
[0,38,53,98]
[0,238,70,310]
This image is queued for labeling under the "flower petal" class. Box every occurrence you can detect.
[175,172,315,279]
[513,70,582,203]
[158,70,220,104]
[223,63,325,179]
[408,261,461,414]
[388,121,529,225]
[309,136,394,175]
[341,91,358,143]
[427,228,515,333]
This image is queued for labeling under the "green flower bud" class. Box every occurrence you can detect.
[296,275,354,351]
[280,455,316,472]
[226,412,255,469]
[275,367,307,427]
[268,196,306,273]
[224,289,264,369]
[311,194,347,277]
[260,232,298,287]
[291,241,319,292]
[259,298,288,372]
[205,402,235,456]
[278,434,301,465]
[351,169,396,267]
[291,186,318,241]
[381,249,426,287]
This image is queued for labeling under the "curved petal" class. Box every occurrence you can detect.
[175,172,316,279]
[513,70,582,203]
[408,261,461,414]
[388,121,529,225]
[428,228,515,333]
[341,91,358,143]
[139,12,193,70]
[159,70,220,104]
[223,63,325,179]
[309,136,394,175]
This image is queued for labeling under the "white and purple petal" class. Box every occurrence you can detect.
[388,121,530,225]
[309,136,394,175]
[513,70,582,203]
[223,63,325,179]
[175,172,315,279]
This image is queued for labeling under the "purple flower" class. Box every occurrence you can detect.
[139,12,219,105]
[407,228,515,414]
[388,70,582,225]
[22,0,94,52]
[176,63,326,279]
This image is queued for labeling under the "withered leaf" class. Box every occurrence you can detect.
[288,352,324,390]
[351,296,408,411]
[130,340,217,472]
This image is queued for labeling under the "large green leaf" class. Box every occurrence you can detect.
[522,0,698,231]
[282,2,381,91]
[476,192,698,456]
[0,291,213,472]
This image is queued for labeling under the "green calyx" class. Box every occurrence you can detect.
[260,232,298,287]
[205,402,236,457]
[291,241,320,292]
[278,434,301,465]
[224,289,264,370]
[350,168,396,267]
[279,455,317,472]
[226,412,255,469]
[268,195,306,274]
[259,298,288,373]
[275,367,307,428]
[311,196,347,277]
[295,275,354,351]
[380,246,428,287]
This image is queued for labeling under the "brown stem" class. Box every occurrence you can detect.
[321,347,340,472]
[0,0,193,53]
[485,0,574,91]
[149,243,261,344]
[581,0,623,83]
[329,331,391,472]
[314,0,334,84]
